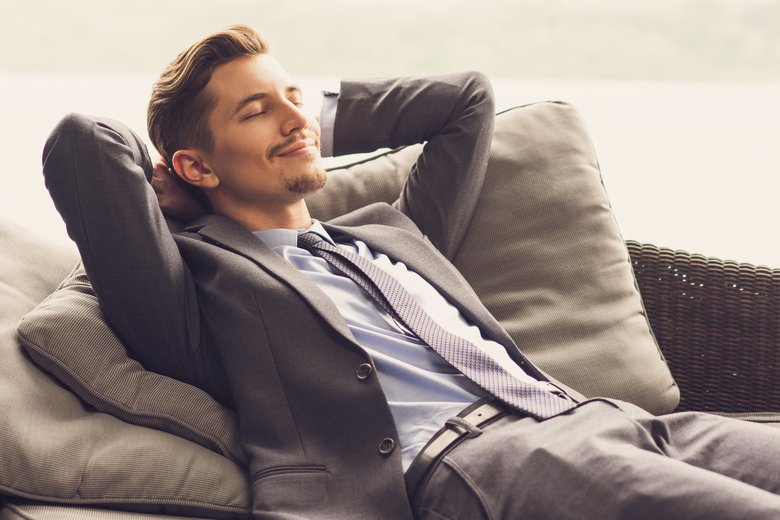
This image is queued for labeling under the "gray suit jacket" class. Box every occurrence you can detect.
[43,73,578,519]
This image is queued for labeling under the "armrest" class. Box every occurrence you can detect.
[627,240,780,414]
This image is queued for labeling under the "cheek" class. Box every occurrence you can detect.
[212,128,270,170]
[307,115,322,140]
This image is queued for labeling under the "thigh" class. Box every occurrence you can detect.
[414,399,780,520]
[618,400,780,494]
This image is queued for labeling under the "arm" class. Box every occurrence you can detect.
[332,73,495,260]
[42,114,210,394]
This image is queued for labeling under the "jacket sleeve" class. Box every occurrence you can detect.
[331,72,495,260]
[41,113,216,398]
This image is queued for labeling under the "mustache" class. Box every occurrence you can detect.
[267,132,317,160]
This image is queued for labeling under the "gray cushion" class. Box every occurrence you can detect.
[18,263,245,465]
[308,102,680,413]
[2,220,250,518]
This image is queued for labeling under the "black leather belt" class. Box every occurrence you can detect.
[405,399,511,501]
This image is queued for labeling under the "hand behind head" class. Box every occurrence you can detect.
[151,159,208,222]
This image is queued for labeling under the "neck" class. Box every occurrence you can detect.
[211,197,313,232]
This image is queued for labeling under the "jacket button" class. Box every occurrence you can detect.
[378,437,395,456]
[356,363,373,380]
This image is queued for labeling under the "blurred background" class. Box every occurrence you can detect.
[1,0,779,266]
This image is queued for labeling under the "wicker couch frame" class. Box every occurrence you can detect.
[627,241,779,416]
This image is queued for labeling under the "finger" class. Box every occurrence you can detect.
[152,162,167,178]
[151,174,165,194]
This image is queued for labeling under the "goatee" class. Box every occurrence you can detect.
[283,168,327,195]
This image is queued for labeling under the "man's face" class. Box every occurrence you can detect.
[200,54,326,208]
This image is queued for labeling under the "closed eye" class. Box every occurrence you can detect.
[242,111,266,121]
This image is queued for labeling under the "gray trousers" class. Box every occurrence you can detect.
[413,399,780,519]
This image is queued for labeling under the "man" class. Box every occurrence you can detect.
[43,24,780,519]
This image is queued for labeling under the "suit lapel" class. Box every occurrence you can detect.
[183,212,519,362]
[181,211,580,398]
[182,215,358,345]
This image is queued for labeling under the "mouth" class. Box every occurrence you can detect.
[274,137,319,159]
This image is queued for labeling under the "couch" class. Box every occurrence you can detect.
[1,101,778,519]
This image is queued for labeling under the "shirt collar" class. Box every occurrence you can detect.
[252,219,336,249]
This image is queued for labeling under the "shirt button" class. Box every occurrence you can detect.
[378,437,395,456]
[356,363,373,380]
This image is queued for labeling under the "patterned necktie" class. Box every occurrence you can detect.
[297,232,577,420]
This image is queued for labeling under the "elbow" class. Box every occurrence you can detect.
[43,112,94,168]
[43,112,153,183]
[463,71,495,115]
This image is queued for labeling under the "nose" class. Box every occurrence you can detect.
[281,101,309,136]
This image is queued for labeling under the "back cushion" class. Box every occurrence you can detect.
[308,102,679,413]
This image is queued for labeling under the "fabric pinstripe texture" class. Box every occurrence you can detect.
[298,232,577,420]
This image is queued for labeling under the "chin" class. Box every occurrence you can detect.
[284,168,327,195]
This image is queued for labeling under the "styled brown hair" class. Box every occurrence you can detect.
[147,24,269,170]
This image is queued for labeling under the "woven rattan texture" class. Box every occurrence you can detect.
[626,241,780,413]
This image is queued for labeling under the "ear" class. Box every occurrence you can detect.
[171,149,220,189]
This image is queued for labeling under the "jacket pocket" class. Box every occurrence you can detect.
[251,464,328,482]
[251,465,332,517]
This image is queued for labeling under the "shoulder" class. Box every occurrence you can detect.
[326,202,423,236]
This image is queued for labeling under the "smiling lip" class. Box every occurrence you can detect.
[276,138,317,158]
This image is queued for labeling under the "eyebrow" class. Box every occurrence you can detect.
[232,86,303,116]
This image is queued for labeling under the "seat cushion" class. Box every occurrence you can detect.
[0,500,210,520]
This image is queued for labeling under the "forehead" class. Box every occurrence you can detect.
[206,54,294,110]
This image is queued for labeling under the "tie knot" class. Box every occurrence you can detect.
[298,231,324,251]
